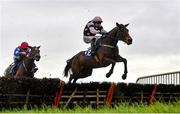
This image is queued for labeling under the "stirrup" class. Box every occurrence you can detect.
[91,51,96,56]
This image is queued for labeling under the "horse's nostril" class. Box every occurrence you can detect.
[35,55,40,60]
[128,39,132,42]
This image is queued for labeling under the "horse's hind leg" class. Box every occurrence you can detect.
[68,74,79,83]
[68,74,73,83]
[72,78,78,83]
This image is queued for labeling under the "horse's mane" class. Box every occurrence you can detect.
[108,26,118,35]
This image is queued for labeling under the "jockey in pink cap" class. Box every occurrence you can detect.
[83,16,107,55]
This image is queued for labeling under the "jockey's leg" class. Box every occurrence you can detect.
[91,36,101,55]
[90,38,96,55]
[83,35,101,55]
[11,59,19,75]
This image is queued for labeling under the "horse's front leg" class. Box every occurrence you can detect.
[103,57,116,78]
[116,55,128,80]
[106,63,116,78]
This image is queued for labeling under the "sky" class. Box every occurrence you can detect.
[0,0,180,83]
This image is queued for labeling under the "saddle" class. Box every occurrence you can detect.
[84,47,99,63]
[84,34,107,62]
[9,61,38,76]
[84,38,102,57]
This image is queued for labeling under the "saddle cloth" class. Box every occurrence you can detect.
[84,48,93,59]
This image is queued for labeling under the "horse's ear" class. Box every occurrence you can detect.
[37,46,41,49]
[125,23,129,27]
[29,46,32,49]
[116,22,120,27]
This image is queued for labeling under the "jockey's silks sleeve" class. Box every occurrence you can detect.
[14,47,22,56]
[14,47,31,56]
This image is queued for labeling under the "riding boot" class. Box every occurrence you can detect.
[11,61,18,75]
[91,40,96,56]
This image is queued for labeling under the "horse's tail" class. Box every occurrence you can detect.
[63,58,73,77]
[64,52,83,77]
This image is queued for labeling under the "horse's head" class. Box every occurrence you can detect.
[28,46,41,61]
[115,22,132,45]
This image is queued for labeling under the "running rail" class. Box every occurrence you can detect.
[136,71,180,85]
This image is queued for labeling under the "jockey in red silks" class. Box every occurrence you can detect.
[83,16,108,55]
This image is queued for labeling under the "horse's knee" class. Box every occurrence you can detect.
[123,58,127,64]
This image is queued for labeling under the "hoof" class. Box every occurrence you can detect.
[106,73,111,78]
[122,74,127,80]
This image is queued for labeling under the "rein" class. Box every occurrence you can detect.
[23,61,28,72]
[100,29,119,49]
[100,44,116,48]
[22,56,34,72]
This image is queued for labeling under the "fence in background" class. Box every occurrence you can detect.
[136,71,180,85]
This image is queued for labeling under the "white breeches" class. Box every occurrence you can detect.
[83,35,101,44]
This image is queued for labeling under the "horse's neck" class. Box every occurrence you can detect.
[108,27,118,37]
[23,57,34,70]
[101,27,118,46]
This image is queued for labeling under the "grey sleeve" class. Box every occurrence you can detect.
[100,28,107,34]
[89,27,100,34]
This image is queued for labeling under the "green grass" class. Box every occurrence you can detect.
[1,101,180,113]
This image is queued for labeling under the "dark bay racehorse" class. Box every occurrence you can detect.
[4,46,41,78]
[64,23,132,83]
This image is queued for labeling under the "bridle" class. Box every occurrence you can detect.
[22,55,34,72]
[22,50,40,72]
[100,27,122,49]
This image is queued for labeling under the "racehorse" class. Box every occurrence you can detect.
[64,23,133,83]
[4,46,41,78]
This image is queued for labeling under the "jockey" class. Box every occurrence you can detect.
[83,16,108,55]
[12,42,38,74]
[14,42,31,63]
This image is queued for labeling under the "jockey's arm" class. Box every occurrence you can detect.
[89,26,100,34]
[100,28,107,34]
[26,48,31,54]
[14,48,22,56]
[21,52,27,56]
[14,47,31,57]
